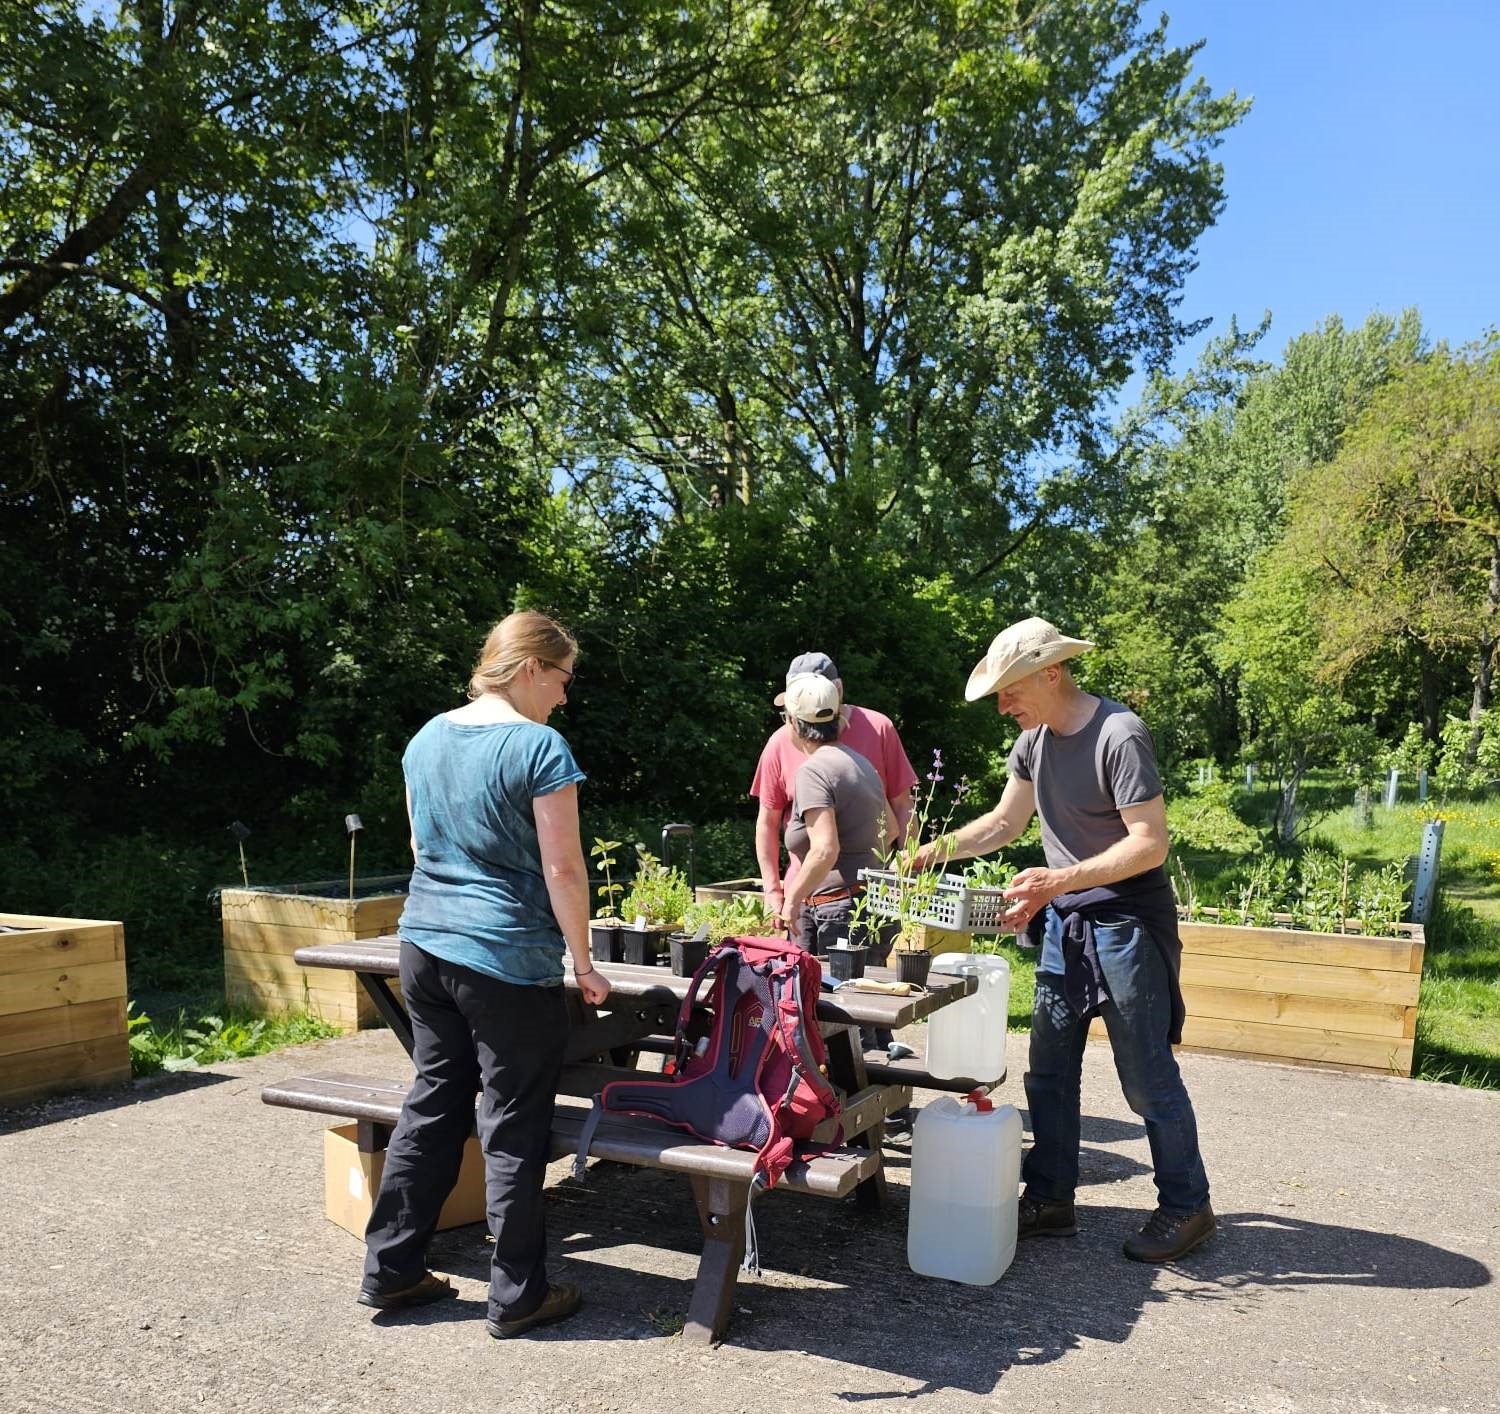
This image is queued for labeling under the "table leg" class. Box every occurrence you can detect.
[684,1174,750,1346]
[356,972,415,1055]
[822,1023,888,1211]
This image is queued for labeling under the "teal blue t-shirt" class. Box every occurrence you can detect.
[398,714,586,986]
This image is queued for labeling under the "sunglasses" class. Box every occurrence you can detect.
[542,661,578,690]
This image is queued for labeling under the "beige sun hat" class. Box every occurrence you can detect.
[964,617,1095,701]
[780,672,842,724]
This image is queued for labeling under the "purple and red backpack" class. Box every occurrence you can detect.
[573,936,842,1263]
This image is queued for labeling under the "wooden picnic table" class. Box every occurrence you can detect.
[277,933,987,1344]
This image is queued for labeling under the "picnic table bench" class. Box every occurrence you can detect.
[262,935,992,1344]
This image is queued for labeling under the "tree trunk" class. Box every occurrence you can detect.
[1419,648,1442,745]
[1464,535,1500,765]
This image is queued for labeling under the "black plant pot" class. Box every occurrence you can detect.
[621,925,671,966]
[589,922,622,964]
[894,950,933,987]
[825,944,868,982]
[669,934,709,977]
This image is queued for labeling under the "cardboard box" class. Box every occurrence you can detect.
[323,1123,488,1237]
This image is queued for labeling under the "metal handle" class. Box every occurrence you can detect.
[661,822,696,900]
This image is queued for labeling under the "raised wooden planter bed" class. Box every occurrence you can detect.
[221,876,408,1033]
[696,877,764,904]
[1090,911,1425,1076]
[0,913,131,1107]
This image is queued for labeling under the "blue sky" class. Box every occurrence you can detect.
[1155,0,1500,373]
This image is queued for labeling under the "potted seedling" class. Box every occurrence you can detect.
[618,847,692,965]
[588,838,627,963]
[823,934,868,982]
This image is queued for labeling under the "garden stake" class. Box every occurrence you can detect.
[345,814,363,900]
[229,820,251,887]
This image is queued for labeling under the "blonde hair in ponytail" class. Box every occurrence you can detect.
[468,610,578,699]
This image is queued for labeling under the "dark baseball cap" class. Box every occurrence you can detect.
[773,651,838,705]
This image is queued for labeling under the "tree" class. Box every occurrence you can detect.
[1290,342,1500,761]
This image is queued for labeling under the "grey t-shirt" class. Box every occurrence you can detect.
[784,743,887,891]
[1006,698,1164,869]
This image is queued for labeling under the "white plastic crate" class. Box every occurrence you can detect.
[858,869,1010,934]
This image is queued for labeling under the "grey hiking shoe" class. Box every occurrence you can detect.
[1017,1194,1078,1239]
[1123,1203,1215,1263]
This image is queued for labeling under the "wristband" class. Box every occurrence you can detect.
[574,964,596,978]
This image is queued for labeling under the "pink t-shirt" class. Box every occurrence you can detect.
[749,705,918,816]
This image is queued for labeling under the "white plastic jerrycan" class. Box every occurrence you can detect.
[925,952,1010,1083]
[907,1089,1023,1284]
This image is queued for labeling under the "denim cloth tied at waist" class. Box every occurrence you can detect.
[1023,867,1186,1045]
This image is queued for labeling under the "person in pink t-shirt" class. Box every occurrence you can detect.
[749,651,918,926]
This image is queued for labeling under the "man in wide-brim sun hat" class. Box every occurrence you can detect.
[915,616,1214,1264]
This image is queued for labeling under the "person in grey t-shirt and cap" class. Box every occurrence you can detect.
[914,617,1213,1263]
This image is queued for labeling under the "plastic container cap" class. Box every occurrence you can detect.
[966,1087,994,1113]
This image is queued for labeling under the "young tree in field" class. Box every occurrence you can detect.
[1214,545,1360,842]
[1290,343,1500,763]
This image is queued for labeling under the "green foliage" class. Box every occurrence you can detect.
[1436,711,1500,796]
[618,848,693,929]
[589,838,625,920]
[1166,780,1262,854]
[1385,723,1437,778]
[127,1002,338,1077]
[680,895,775,945]
[1180,845,1408,937]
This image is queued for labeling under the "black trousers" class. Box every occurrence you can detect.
[362,941,567,1322]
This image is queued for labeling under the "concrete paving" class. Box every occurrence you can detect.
[1,1028,1495,1414]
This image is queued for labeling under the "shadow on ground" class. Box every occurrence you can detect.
[0,1069,234,1135]
[409,1160,1491,1396]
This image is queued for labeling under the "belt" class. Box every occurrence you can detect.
[805,885,863,906]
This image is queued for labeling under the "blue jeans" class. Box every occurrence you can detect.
[1022,908,1210,1215]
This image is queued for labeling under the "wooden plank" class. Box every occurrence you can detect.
[223,948,359,993]
[219,886,407,933]
[1176,1043,1413,1077]
[0,922,123,973]
[0,960,127,1018]
[1178,952,1421,1007]
[1086,1015,1415,1076]
[1180,1015,1413,1073]
[224,974,360,1029]
[0,912,121,930]
[1178,923,1420,972]
[0,998,125,1059]
[351,897,406,932]
[1180,983,1411,1039]
[0,1034,132,1104]
[221,919,336,955]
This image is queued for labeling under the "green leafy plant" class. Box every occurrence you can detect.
[681,895,775,944]
[127,1001,339,1077]
[619,847,693,929]
[589,837,625,920]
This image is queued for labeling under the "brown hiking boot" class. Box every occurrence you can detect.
[356,1271,455,1310]
[1017,1194,1078,1239]
[1123,1203,1215,1263]
[486,1282,582,1339]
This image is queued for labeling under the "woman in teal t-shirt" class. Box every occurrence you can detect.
[360,611,611,1341]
